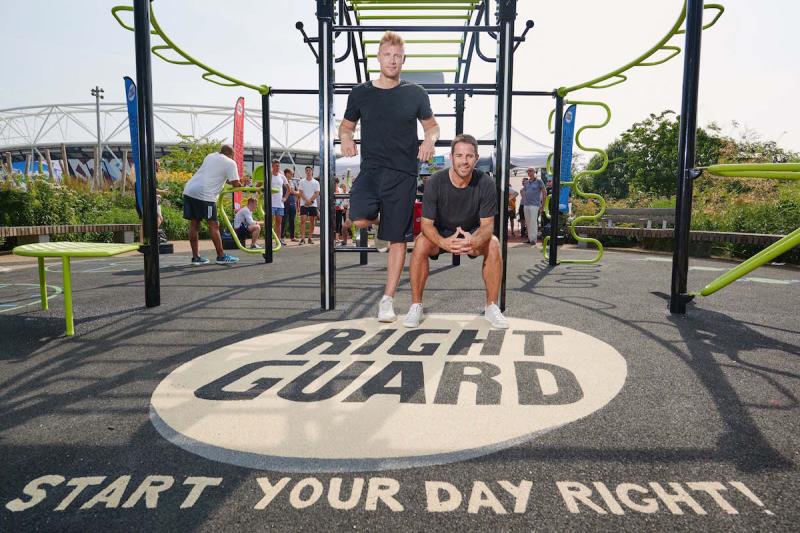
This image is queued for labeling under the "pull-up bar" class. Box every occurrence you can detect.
[333,25,500,32]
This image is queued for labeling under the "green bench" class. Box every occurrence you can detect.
[12,242,141,336]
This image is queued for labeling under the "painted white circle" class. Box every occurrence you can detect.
[127,84,136,101]
[150,315,626,472]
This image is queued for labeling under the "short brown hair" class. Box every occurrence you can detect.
[450,134,479,155]
[379,31,404,50]
[220,145,234,157]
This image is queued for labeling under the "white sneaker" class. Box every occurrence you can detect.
[484,303,509,329]
[378,295,396,323]
[403,303,424,328]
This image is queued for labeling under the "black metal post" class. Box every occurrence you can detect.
[359,228,368,265]
[262,93,273,263]
[318,0,336,310]
[133,0,159,307]
[548,94,564,266]
[670,0,704,314]
[454,91,465,134]
[452,90,467,267]
[493,0,516,312]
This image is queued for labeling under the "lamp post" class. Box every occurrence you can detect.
[91,86,104,188]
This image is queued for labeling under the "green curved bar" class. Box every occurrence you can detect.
[542,101,611,265]
[705,163,800,180]
[561,3,725,96]
[587,73,628,90]
[697,227,800,297]
[151,44,192,65]
[639,45,681,67]
[111,4,270,95]
[676,4,725,33]
[218,187,281,254]
[695,162,799,297]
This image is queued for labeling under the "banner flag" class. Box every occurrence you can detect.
[124,77,143,217]
[559,104,577,213]
[233,96,245,211]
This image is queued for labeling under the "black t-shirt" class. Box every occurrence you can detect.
[422,169,497,237]
[343,80,433,176]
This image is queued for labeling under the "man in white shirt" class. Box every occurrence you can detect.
[233,197,262,249]
[298,165,320,245]
[269,159,290,247]
[182,145,246,265]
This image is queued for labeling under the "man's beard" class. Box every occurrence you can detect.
[454,165,473,179]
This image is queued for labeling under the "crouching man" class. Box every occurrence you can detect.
[403,134,509,329]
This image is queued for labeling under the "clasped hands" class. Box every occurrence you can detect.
[442,227,476,256]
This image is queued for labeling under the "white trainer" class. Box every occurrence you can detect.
[378,295,396,323]
[403,303,424,328]
[484,303,509,329]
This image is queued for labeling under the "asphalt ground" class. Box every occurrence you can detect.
[0,243,798,532]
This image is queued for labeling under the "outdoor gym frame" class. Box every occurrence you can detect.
[122,1,795,317]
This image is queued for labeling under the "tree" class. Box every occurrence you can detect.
[586,111,725,198]
[161,135,223,173]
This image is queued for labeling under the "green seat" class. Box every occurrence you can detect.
[13,242,141,336]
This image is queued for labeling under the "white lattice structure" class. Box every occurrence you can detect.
[0,102,325,179]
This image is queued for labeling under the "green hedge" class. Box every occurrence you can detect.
[0,179,211,248]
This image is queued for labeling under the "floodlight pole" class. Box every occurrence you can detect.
[318,0,336,310]
[670,0,704,314]
[133,0,160,307]
[494,0,516,312]
[91,86,104,189]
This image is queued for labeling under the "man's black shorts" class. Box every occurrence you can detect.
[300,206,319,217]
[235,223,251,241]
[183,195,217,221]
[349,167,416,243]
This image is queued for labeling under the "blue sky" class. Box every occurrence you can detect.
[1,0,798,153]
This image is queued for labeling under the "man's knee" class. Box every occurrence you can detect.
[352,218,371,229]
[412,235,436,259]
[477,235,501,258]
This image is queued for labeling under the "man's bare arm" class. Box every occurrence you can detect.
[339,118,358,157]
[421,217,463,254]
[418,116,440,162]
[460,216,495,255]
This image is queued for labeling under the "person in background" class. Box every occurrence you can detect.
[520,167,546,245]
[269,159,289,248]
[507,181,519,237]
[181,145,246,265]
[283,167,299,242]
[518,176,528,240]
[334,178,346,244]
[155,159,168,244]
[233,197,262,249]
[298,165,320,245]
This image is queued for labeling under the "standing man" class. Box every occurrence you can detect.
[507,181,519,238]
[269,159,289,248]
[283,167,299,242]
[403,134,508,329]
[182,145,246,265]
[298,165,320,244]
[338,31,440,322]
[520,167,546,245]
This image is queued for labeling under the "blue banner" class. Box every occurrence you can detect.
[124,76,142,217]
[559,104,577,213]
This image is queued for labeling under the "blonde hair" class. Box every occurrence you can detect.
[379,31,405,50]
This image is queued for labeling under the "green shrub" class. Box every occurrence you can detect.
[160,205,190,241]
